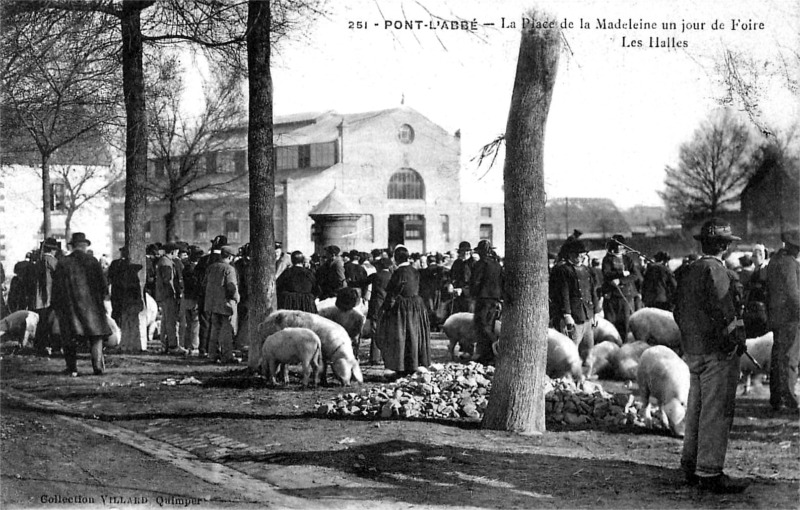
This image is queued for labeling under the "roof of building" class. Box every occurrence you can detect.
[211,106,452,151]
[308,186,361,216]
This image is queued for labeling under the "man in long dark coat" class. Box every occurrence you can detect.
[30,238,61,355]
[470,240,504,364]
[52,232,111,376]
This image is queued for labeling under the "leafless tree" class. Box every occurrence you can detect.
[659,109,755,223]
[0,7,121,237]
[144,52,246,241]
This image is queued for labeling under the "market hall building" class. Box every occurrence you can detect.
[110,106,505,256]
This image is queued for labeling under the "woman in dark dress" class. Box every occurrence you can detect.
[376,245,431,376]
[276,251,319,313]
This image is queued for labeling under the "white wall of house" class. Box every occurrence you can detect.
[1,165,113,275]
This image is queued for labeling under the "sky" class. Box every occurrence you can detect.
[188,0,799,209]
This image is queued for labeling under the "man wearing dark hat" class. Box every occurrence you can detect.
[642,251,677,311]
[194,235,226,357]
[29,237,61,355]
[155,242,185,354]
[450,241,475,315]
[107,245,145,350]
[344,249,369,298]
[549,237,599,374]
[51,233,111,376]
[317,245,346,300]
[765,230,800,415]
[204,245,240,363]
[674,219,749,493]
[470,240,504,364]
[601,234,642,339]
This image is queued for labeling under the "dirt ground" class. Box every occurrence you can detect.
[1,335,798,509]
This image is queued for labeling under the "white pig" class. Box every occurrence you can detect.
[317,305,366,355]
[0,310,39,348]
[739,332,773,395]
[443,312,501,361]
[637,345,689,437]
[260,327,322,387]
[547,328,584,382]
[257,310,363,386]
[105,314,121,347]
[611,341,650,381]
[587,341,620,380]
[627,308,682,351]
[594,317,623,346]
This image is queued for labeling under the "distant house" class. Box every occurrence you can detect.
[740,161,800,237]
[545,197,631,242]
[0,140,114,268]
[111,106,505,256]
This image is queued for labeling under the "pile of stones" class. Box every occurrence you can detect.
[314,362,643,427]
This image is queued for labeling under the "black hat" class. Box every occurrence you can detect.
[164,242,180,252]
[693,218,741,241]
[476,240,493,254]
[572,229,583,239]
[562,238,587,255]
[211,235,228,247]
[781,229,800,248]
[325,245,340,256]
[274,241,283,249]
[43,237,60,250]
[458,241,472,252]
[654,251,670,263]
[68,232,91,247]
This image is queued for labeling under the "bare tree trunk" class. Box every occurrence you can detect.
[64,208,74,243]
[482,8,561,434]
[246,0,276,371]
[41,154,52,238]
[165,195,178,241]
[119,0,150,352]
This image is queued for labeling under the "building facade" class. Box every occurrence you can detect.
[114,106,505,256]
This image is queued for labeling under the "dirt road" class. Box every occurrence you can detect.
[1,337,798,509]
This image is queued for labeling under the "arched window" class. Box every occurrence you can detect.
[194,213,208,239]
[387,168,425,200]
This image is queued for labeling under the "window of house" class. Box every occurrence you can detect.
[440,214,450,243]
[357,214,374,243]
[398,124,415,144]
[479,224,493,244]
[114,231,125,241]
[206,152,218,174]
[276,146,297,169]
[388,168,425,200]
[144,220,151,241]
[311,142,337,167]
[224,211,239,240]
[234,150,246,174]
[481,207,492,218]
[50,183,67,212]
[194,213,208,239]
[217,152,235,173]
[298,145,311,168]
[154,159,167,179]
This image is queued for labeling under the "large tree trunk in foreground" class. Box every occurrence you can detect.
[119,0,150,352]
[482,9,561,434]
[246,0,276,371]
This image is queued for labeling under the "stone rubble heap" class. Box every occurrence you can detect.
[314,362,646,428]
